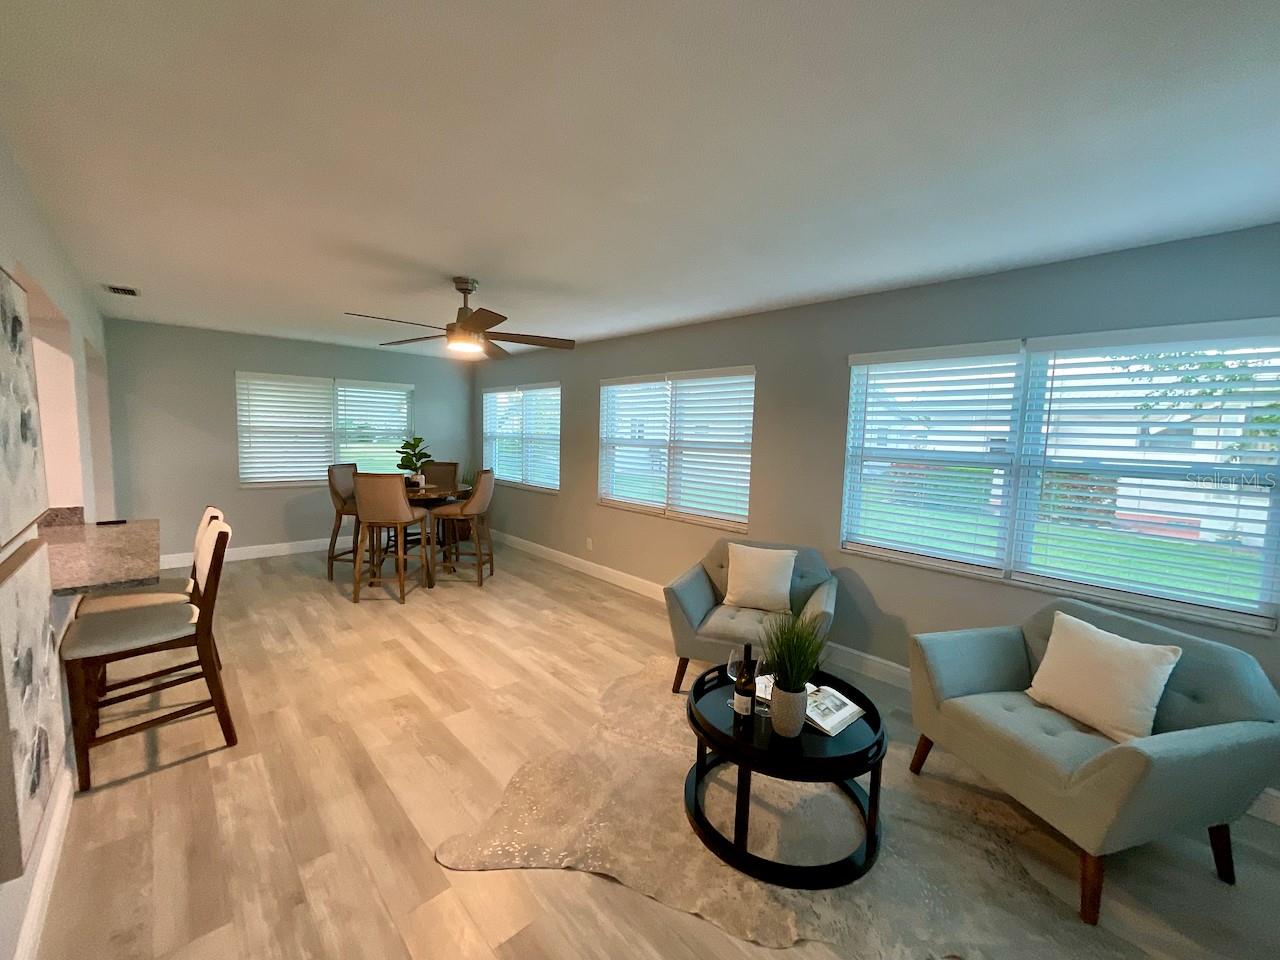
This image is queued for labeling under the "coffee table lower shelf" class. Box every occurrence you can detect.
[683,746,881,890]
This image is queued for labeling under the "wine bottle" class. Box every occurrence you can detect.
[733,643,756,720]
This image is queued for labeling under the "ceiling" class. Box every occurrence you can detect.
[1,1,1278,358]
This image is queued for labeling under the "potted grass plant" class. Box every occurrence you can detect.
[760,613,826,737]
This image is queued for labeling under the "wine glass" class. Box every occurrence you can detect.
[725,645,744,708]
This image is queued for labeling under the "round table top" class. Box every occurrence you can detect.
[686,665,885,782]
[404,484,471,501]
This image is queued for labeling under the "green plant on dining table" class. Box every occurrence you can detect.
[395,437,433,474]
[760,613,827,693]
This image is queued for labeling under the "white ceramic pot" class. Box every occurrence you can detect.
[770,687,807,737]
[411,473,425,487]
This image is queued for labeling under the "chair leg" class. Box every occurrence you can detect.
[353,523,368,602]
[396,524,407,603]
[483,515,494,575]
[909,735,933,775]
[197,634,238,748]
[63,658,94,792]
[1080,852,1104,925]
[327,511,341,580]
[472,520,484,587]
[1209,824,1235,884]
[672,657,690,693]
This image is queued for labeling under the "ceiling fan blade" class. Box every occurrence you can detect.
[482,339,510,359]
[486,331,576,350]
[464,307,507,331]
[380,334,446,346]
[345,311,447,330]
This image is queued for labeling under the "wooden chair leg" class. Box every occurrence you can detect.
[1080,852,1104,925]
[197,634,237,748]
[327,511,341,580]
[672,657,690,693]
[483,515,494,575]
[353,523,368,602]
[1209,824,1235,884]
[472,520,484,586]
[909,735,933,775]
[63,658,94,791]
[396,523,407,603]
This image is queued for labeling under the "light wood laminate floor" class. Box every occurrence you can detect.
[37,545,1280,960]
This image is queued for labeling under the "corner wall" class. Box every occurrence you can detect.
[474,223,1280,684]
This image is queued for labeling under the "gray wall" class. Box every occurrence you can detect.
[106,319,473,556]
[475,224,1280,685]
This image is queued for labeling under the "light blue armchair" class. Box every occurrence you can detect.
[909,598,1280,924]
[665,539,837,693]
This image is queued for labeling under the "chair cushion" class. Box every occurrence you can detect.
[698,605,773,644]
[431,502,464,517]
[700,539,830,614]
[62,603,199,660]
[1027,610,1181,741]
[77,576,193,616]
[940,691,1115,784]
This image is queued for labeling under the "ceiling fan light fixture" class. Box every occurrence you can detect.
[446,326,486,354]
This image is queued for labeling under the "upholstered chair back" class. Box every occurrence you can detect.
[195,519,232,595]
[422,460,459,489]
[461,469,495,516]
[699,538,831,616]
[354,472,416,524]
[1021,599,1280,734]
[328,463,357,511]
[190,506,224,572]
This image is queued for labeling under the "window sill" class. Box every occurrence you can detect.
[838,541,1279,637]
[239,480,328,490]
[495,479,559,495]
[598,498,748,534]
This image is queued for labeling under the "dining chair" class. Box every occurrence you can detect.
[326,463,359,580]
[429,469,496,586]
[353,472,434,603]
[77,505,223,615]
[421,460,460,492]
[60,520,238,791]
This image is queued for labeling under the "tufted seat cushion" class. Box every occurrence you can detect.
[699,605,775,644]
[940,691,1114,784]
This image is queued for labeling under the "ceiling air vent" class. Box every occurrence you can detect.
[104,284,139,297]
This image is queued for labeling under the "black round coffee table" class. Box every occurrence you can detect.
[684,664,886,889]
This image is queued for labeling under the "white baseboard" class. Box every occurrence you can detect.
[160,537,330,570]
[1250,787,1280,826]
[491,530,665,602]
[13,767,73,960]
[826,645,911,689]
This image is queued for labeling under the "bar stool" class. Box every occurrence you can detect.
[421,460,459,491]
[60,521,238,791]
[77,505,223,615]
[326,463,359,580]
[353,472,434,603]
[429,469,496,586]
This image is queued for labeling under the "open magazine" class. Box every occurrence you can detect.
[754,674,865,736]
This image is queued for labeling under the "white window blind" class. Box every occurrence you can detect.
[235,373,337,484]
[335,380,414,472]
[600,367,755,525]
[842,348,1023,568]
[235,372,414,483]
[841,327,1280,621]
[482,384,561,489]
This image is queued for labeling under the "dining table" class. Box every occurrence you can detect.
[405,483,472,503]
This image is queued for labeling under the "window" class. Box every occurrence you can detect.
[600,367,756,526]
[482,383,561,490]
[842,322,1280,623]
[235,372,413,484]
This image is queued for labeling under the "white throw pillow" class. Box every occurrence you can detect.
[1026,611,1182,741]
[723,544,796,613]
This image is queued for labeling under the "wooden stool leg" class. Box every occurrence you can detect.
[327,511,341,580]
[197,634,237,748]
[472,518,484,586]
[396,524,407,603]
[483,515,494,575]
[64,658,94,791]
[353,523,368,602]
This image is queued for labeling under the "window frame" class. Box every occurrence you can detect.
[481,381,562,492]
[598,365,756,532]
[234,371,414,486]
[839,319,1280,634]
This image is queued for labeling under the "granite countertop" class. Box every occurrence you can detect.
[39,519,161,596]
